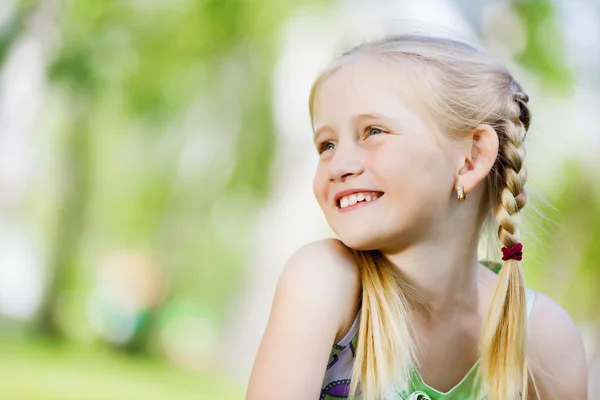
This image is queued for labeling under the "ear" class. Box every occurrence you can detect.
[456,124,499,194]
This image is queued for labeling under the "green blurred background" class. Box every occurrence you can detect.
[0,0,598,398]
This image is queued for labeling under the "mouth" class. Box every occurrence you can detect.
[336,191,384,212]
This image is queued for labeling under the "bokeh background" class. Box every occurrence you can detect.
[0,0,598,399]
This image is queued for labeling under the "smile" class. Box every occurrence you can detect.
[337,191,384,212]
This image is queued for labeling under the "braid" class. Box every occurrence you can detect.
[480,82,535,400]
[496,86,529,244]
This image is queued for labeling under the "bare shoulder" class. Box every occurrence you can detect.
[246,238,361,400]
[279,238,362,341]
[527,291,588,399]
[286,238,360,288]
[285,238,360,279]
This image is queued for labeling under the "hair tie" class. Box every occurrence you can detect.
[501,242,523,261]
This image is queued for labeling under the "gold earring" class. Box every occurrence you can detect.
[457,184,467,202]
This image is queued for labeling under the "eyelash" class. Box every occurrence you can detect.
[318,126,386,154]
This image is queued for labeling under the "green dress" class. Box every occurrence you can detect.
[320,266,537,400]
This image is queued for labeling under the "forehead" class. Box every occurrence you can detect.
[313,57,433,129]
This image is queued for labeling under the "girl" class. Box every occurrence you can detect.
[246,34,588,400]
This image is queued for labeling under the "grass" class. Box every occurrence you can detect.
[0,338,244,400]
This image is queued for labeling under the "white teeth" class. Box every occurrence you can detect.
[338,191,382,208]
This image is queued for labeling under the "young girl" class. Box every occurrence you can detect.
[245,34,588,400]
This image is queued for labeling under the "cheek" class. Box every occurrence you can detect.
[372,140,450,194]
[312,165,328,206]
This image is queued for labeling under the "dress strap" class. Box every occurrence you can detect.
[525,288,536,320]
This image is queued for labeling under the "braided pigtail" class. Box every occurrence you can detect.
[480,82,533,400]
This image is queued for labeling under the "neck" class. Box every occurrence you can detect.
[379,234,483,319]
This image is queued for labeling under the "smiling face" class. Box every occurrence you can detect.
[311,57,461,251]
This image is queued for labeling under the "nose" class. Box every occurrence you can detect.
[327,143,365,182]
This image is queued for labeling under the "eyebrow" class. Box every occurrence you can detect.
[313,112,395,142]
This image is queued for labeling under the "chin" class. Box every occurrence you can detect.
[328,217,391,251]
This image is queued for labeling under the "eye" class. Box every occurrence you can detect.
[319,141,335,154]
[366,126,385,136]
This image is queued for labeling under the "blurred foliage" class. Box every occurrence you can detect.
[513,0,573,92]
[15,0,327,343]
[0,0,36,64]
[525,160,600,323]
[0,338,242,399]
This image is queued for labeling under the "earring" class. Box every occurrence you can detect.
[457,184,467,202]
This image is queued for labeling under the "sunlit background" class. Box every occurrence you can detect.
[0,0,598,398]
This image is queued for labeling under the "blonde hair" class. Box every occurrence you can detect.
[309,34,537,400]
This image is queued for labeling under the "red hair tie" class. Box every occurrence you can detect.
[501,242,523,261]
